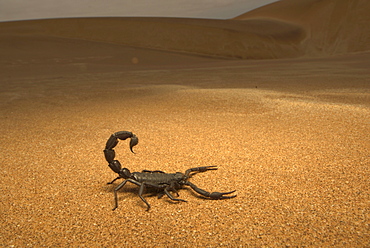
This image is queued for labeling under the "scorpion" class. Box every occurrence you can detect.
[104,131,236,211]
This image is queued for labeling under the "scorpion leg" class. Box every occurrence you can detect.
[158,189,179,199]
[163,185,187,203]
[138,183,151,211]
[158,181,180,199]
[137,182,181,210]
[112,178,142,211]
[184,181,236,199]
[113,179,128,210]
[107,176,121,184]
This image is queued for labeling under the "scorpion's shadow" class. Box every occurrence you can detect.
[101,182,188,208]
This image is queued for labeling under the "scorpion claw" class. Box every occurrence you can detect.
[209,190,237,199]
[184,165,218,177]
[199,165,218,171]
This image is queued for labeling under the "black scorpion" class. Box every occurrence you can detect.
[104,131,236,211]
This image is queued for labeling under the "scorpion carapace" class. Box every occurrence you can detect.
[104,131,236,211]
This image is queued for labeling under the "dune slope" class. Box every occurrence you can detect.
[235,0,370,56]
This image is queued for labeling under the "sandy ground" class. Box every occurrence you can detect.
[1,49,369,246]
[1,0,370,246]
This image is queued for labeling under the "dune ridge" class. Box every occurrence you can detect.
[1,0,369,59]
[0,17,306,59]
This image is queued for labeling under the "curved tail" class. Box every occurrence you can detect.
[103,131,138,173]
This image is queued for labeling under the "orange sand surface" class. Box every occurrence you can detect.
[1,0,369,246]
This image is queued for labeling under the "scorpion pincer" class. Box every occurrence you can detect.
[104,131,237,211]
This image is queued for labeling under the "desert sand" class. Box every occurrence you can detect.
[1,0,369,247]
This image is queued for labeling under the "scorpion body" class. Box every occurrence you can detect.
[104,131,236,211]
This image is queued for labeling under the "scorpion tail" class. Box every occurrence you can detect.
[108,160,122,174]
[104,131,139,174]
[114,131,139,153]
[106,131,139,153]
[129,134,139,153]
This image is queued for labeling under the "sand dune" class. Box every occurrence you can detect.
[235,0,370,56]
[0,17,306,59]
[1,0,369,59]
[1,0,369,247]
